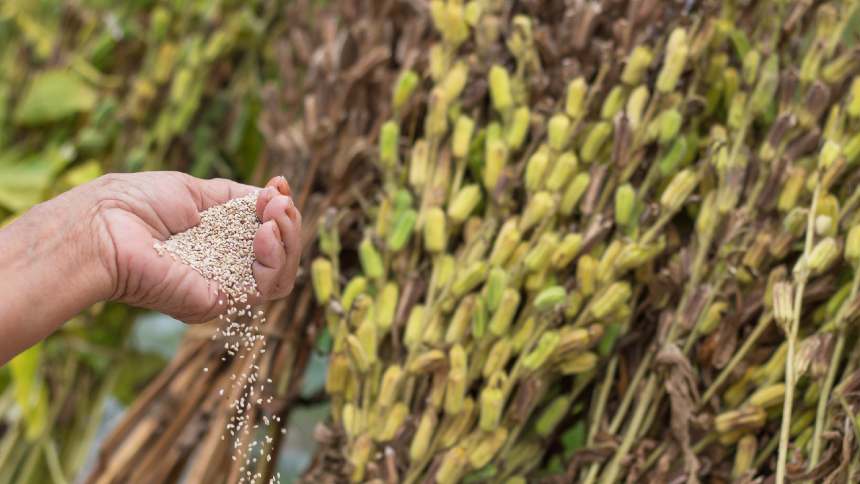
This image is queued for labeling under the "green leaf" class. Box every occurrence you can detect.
[13,69,97,124]
[0,146,73,211]
[61,159,102,187]
[9,344,49,440]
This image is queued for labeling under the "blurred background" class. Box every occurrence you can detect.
[0,0,336,481]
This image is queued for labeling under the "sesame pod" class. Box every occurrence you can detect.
[448,184,482,223]
[409,139,429,189]
[346,335,371,373]
[600,85,625,120]
[614,239,664,272]
[489,65,513,113]
[554,327,593,356]
[440,398,476,446]
[359,238,384,279]
[545,151,578,192]
[349,296,372,329]
[441,61,469,103]
[376,402,408,442]
[534,286,567,312]
[341,276,368,313]
[551,233,583,269]
[564,291,584,319]
[614,183,636,227]
[846,225,860,264]
[548,114,571,151]
[446,296,476,344]
[846,76,860,118]
[742,50,761,85]
[468,427,509,468]
[479,386,504,430]
[733,435,757,479]
[525,147,550,192]
[377,365,403,408]
[749,54,779,116]
[576,255,598,296]
[392,69,419,112]
[818,140,841,170]
[326,353,350,394]
[523,331,560,369]
[490,288,521,336]
[452,115,475,159]
[748,383,785,408]
[559,352,598,374]
[535,397,570,437]
[657,137,688,177]
[776,167,805,214]
[408,349,447,374]
[508,317,534,353]
[435,254,456,290]
[581,121,612,163]
[489,219,522,266]
[660,169,698,212]
[374,283,398,332]
[621,46,653,85]
[560,172,590,216]
[483,338,513,378]
[436,447,468,484]
[695,192,719,240]
[809,237,839,274]
[525,233,560,273]
[410,410,437,461]
[445,345,469,415]
[698,301,728,335]
[429,44,449,81]
[596,240,623,285]
[379,120,400,169]
[342,403,360,438]
[425,88,449,139]
[423,312,445,344]
[505,106,530,150]
[423,207,448,253]
[656,28,688,93]
[451,260,488,297]
[714,405,767,434]
[524,268,547,292]
[626,85,650,129]
[472,297,488,339]
[357,317,377,363]
[565,77,587,120]
[657,109,682,145]
[485,267,509,312]
[484,137,508,191]
[349,434,373,482]
[387,209,417,252]
[520,191,555,232]
[404,305,426,348]
[590,282,632,320]
[311,258,333,304]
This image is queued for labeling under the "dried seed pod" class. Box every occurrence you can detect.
[523,331,560,369]
[560,172,591,216]
[468,427,509,468]
[448,184,482,223]
[410,409,437,461]
[490,288,521,336]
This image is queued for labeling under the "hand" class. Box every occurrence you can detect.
[90,172,302,322]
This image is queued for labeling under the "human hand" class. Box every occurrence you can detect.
[88,172,302,322]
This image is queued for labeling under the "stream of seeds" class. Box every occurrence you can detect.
[155,193,282,484]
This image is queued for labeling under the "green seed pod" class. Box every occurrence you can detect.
[614,239,665,272]
[468,427,509,468]
[576,255,598,296]
[483,338,513,378]
[424,207,448,253]
[520,191,555,232]
[435,254,456,290]
[428,44,450,81]
[349,296,372,329]
[349,434,373,482]
[357,318,377,364]
[559,352,598,374]
[551,233,584,269]
[698,301,728,335]
[846,225,860,264]
[545,151,578,192]
[560,172,591,216]
[379,120,400,169]
[441,61,469,103]
[359,238,384,279]
[535,396,570,437]
[387,208,417,251]
[445,345,469,414]
[440,398,476,446]
[742,50,761,85]
[626,85,650,130]
[341,276,368,313]
[311,258,334,304]
[848,76,860,118]
[846,132,860,165]
[484,137,508,191]
[525,146,550,192]
[452,260,489,297]
[485,267,509,311]
[748,383,785,408]
[489,65,513,113]
[376,402,408,442]
[346,335,371,373]
[480,386,504,430]
[490,219,522,266]
[614,183,636,227]
[375,197,393,239]
[658,109,682,145]
[511,316,535,353]
[656,28,688,93]
[409,139,429,189]
[590,282,632,320]
[581,121,612,163]
[376,282,399,331]
[423,312,445,344]
[505,106,531,150]
[534,286,567,311]
[818,140,841,170]
[621,46,654,85]
[565,77,588,120]
[733,434,757,479]
[660,169,698,212]
[448,184,483,223]
[809,237,839,274]
[596,240,623,286]
[657,136,688,177]
[425,88,449,139]
[446,296,476,344]
[392,69,419,112]
[408,349,447,373]
[523,331,561,369]
[564,291,584,319]
[695,192,719,239]
[600,85,625,120]
[377,365,403,408]
[472,297,488,338]
[436,447,468,484]
[490,288,521,336]
[326,353,350,394]
[525,233,561,273]
[410,409,437,461]
[452,115,475,158]
[749,54,779,116]
[548,114,571,151]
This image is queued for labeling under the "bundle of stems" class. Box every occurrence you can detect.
[307,0,860,482]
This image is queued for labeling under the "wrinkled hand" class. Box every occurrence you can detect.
[90,172,302,322]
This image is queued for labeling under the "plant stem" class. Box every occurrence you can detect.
[597,376,657,484]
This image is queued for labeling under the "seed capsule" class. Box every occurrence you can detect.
[484,138,508,190]
[626,85,649,129]
[410,409,437,461]
[424,207,448,253]
[490,288,521,336]
[658,109,682,145]
[440,397,476,446]
[506,106,531,150]
[535,286,567,312]
[621,46,653,85]
[535,396,570,437]
[520,191,555,232]
[548,114,571,151]
[480,386,504,430]
[485,267,509,311]
[581,121,612,163]
[452,114,475,159]
[440,60,469,102]
[564,291,584,319]
[809,237,839,274]
[525,233,560,273]
[590,282,632,320]
[349,434,373,482]
[733,434,757,479]
[446,296,476,344]
[525,147,550,192]
[341,276,368,313]
[326,353,350,394]
[698,301,728,335]
[346,335,371,373]
[489,65,513,113]
[511,316,535,353]
[523,331,560,369]
[490,219,522,266]
[436,447,468,484]
[714,405,767,434]
[469,427,509,468]
[576,255,598,296]
[445,345,469,414]
[374,282,398,332]
[377,365,403,408]
[600,85,625,120]
[448,184,482,223]
[545,151,578,192]
[434,254,456,290]
[660,169,698,212]
[748,383,785,408]
[376,402,408,441]
[451,260,488,297]
[409,139,429,189]
[550,233,583,269]
[565,77,587,120]
[404,305,426,348]
[614,183,636,227]
[379,120,400,169]
[408,349,447,373]
[656,28,688,93]
[392,69,419,112]
[846,225,860,264]
[560,172,590,216]
[387,208,417,251]
[311,258,333,304]
[483,338,513,378]
[554,327,592,356]
[559,352,598,374]
[359,238,384,279]
[750,54,779,116]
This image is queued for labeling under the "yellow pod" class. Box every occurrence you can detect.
[590,282,632,320]
[349,434,374,483]
[547,113,571,151]
[404,304,426,348]
[621,46,653,85]
[410,409,437,461]
[732,434,757,479]
[311,258,333,304]
[522,331,560,370]
[524,232,560,273]
[483,338,513,378]
[576,255,598,296]
[489,65,513,113]
[451,260,489,297]
[490,219,522,266]
[560,172,590,216]
[714,405,766,434]
[748,383,785,409]
[436,447,468,484]
[325,353,350,395]
[377,365,403,408]
[489,288,521,336]
[525,146,550,192]
[546,151,579,192]
[520,191,555,232]
[551,233,584,269]
[375,402,408,442]
[484,138,508,191]
[440,398,476,447]
[408,349,447,374]
[469,427,509,468]
[479,386,504,431]
[446,295,476,344]
[448,184,483,224]
[565,77,588,120]
[452,114,475,158]
[375,282,399,331]
[511,316,535,353]
[656,28,688,93]
[559,351,598,375]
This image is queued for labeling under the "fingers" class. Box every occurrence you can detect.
[255,194,302,299]
[252,220,288,297]
[256,176,292,220]
[185,175,259,211]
